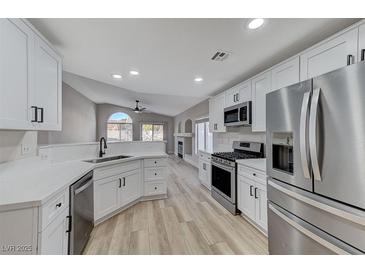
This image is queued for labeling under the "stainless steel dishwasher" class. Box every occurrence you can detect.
[69,171,94,255]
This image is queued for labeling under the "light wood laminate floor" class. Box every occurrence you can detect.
[83,157,268,255]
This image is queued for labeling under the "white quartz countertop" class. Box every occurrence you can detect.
[236,158,266,173]
[0,152,168,209]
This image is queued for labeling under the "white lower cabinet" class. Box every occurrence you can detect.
[119,169,142,207]
[94,175,120,220]
[94,158,167,222]
[237,165,267,232]
[254,182,268,231]
[198,159,211,190]
[237,176,256,220]
[39,207,69,255]
[94,161,142,221]
[143,158,168,197]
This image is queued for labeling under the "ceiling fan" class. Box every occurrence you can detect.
[132,100,146,113]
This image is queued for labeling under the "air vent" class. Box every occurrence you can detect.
[211,50,230,61]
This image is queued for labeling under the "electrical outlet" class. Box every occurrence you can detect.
[21,144,32,155]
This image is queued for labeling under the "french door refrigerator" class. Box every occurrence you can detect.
[266,62,365,254]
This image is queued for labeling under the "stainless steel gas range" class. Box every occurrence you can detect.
[211,141,264,215]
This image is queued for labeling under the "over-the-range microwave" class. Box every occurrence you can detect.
[224,101,252,126]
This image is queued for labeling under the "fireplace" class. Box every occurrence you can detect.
[178,141,183,158]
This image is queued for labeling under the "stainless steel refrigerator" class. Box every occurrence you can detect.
[266,62,365,254]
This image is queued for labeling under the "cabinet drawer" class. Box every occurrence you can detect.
[94,160,140,181]
[199,152,211,162]
[144,167,166,181]
[144,181,167,196]
[144,158,166,168]
[238,165,266,185]
[40,189,69,231]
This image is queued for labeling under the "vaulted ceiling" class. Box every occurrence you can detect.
[29,18,359,116]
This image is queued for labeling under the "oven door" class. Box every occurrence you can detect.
[211,162,235,203]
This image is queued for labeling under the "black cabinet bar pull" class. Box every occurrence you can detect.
[66,216,72,233]
[123,177,126,186]
[361,49,365,62]
[38,107,44,123]
[254,187,258,199]
[31,106,38,122]
[119,178,122,188]
[56,202,62,208]
[347,54,353,66]
[250,185,253,196]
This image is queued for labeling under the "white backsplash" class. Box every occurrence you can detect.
[39,141,167,163]
[213,127,266,152]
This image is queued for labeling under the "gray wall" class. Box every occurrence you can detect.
[173,99,209,165]
[97,104,174,153]
[0,131,38,163]
[38,83,97,145]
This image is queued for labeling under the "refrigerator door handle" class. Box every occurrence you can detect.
[268,203,351,255]
[309,88,322,182]
[300,91,311,179]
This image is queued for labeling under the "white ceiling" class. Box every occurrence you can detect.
[29,18,359,116]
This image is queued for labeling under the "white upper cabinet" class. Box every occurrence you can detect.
[34,37,62,130]
[0,19,34,130]
[251,71,271,132]
[271,57,300,91]
[300,28,358,81]
[225,80,252,108]
[359,23,365,62]
[209,93,226,133]
[0,18,62,131]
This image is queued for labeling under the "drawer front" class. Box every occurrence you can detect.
[144,158,167,168]
[40,189,69,231]
[94,160,140,181]
[144,167,166,181]
[144,181,167,196]
[238,165,266,185]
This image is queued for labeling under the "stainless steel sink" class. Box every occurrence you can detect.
[84,155,131,163]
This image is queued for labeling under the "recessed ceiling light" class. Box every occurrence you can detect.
[194,77,203,82]
[129,70,140,76]
[111,74,122,79]
[247,18,264,30]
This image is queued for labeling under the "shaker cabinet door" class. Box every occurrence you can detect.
[237,175,256,220]
[254,183,268,231]
[94,176,119,220]
[120,170,141,207]
[271,57,300,91]
[34,36,62,130]
[300,28,358,80]
[252,71,271,132]
[0,19,34,130]
[39,208,69,255]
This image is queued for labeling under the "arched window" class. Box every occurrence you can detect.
[107,112,133,142]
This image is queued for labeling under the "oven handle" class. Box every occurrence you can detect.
[212,161,235,172]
